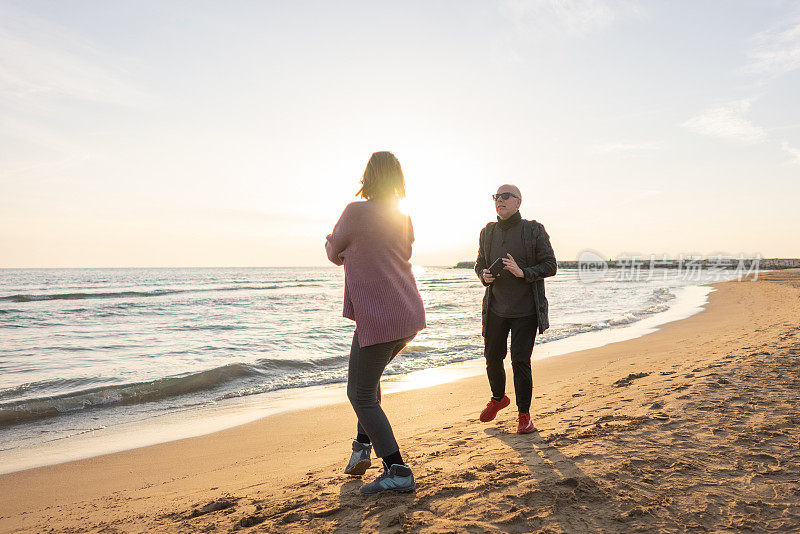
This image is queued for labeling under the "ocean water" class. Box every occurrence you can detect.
[0,266,736,458]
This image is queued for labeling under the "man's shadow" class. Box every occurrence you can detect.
[484,426,627,531]
[331,428,629,532]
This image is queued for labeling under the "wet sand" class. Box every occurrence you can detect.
[2,270,799,533]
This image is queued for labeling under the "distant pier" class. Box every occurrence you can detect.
[453,258,800,270]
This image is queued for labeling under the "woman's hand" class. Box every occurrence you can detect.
[502,254,523,278]
[325,233,344,266]
[482,269,495,284]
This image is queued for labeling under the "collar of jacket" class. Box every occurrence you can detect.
[496,210,522,230]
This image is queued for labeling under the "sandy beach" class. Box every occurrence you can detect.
[2,269,799,533]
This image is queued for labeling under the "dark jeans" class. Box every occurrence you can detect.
[346,330,415,458]
[484,310,538,413]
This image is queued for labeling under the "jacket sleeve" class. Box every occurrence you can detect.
[324,206,350,266]
[475,226,490,287]
[522,223,557,282]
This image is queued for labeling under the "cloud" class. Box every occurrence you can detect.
[781,141,800,165]
[682,99,766,143]
[203,207,333,226]
[0,3,144,107]
[743,16,800,78]
[587,141,659,154]
[0,4,149,167]
[498,0,643,37]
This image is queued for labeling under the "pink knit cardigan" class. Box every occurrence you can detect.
[325,200,426,347]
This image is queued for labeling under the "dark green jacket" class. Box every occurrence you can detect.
[474,218,557,336]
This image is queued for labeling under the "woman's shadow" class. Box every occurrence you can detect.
[335,474,415,533]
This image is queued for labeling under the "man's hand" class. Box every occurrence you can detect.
[482,269,495,284]
[502,253,523,278]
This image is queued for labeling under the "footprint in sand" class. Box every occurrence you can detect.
[612,372,650,387]
[188,499,237,518]
[556,477,579,489]
[235,514,267,528]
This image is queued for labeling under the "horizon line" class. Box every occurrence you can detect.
[1,257,793,270]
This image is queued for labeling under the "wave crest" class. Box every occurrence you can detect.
[0,283,318,303]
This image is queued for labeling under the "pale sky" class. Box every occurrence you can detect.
[1,0,799,268]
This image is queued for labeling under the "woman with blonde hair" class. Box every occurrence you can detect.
[325,151,426,494]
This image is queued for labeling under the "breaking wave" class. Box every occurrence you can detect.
[0,283,317,303]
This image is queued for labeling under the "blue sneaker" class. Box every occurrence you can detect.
[344,440,372,476]
[359,461,415,494]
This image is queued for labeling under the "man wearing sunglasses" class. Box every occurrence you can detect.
[474,184,557,433]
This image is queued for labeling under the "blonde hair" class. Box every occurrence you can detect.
[356,151,406,200]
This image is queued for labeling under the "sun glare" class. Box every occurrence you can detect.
[398,197,411,216]
[388,147,492,264]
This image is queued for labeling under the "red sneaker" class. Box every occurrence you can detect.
[517,412,535,434]
[479,395,510,422]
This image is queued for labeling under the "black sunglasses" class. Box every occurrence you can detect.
[492,192,519,201]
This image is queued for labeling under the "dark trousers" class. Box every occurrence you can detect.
[347,330,415,458]
[484,310,538,413]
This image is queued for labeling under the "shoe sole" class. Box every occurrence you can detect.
[360,485,415,495]
[345,459,371,476]
[517,425,535,434]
